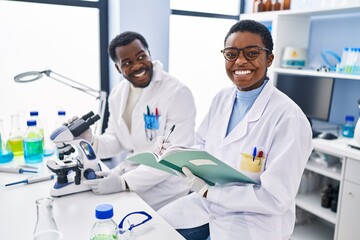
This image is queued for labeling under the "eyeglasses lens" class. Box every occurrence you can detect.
[222,47,262,61]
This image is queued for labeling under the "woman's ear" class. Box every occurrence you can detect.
[267,53,274,68]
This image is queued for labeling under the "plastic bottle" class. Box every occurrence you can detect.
[0,119,14,163]
[6,114,24,156]
[91,204,119,240]
[33,197,62,240]
[23,120,44,163]
[342,115,355,138]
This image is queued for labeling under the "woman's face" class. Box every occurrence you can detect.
[224,31,274,91]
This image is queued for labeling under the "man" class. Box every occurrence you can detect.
[83,31,196,210]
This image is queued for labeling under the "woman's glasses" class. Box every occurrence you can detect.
[221,46,270,62]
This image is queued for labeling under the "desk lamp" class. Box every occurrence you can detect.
[14,69,107,135]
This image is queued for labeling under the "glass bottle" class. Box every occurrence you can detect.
[6,113,24,156]
[30,111,45,148]
[272,0,281,11]
[55,111,67,129]
[253,0,264,13]
[91,204,119,240]
[283,0,291,10]
[0,119,14,163]
[23,120,43,163]
[33,197,62,240]
[263,0,272,11]
[342,115,355,138]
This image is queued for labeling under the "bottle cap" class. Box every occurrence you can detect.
[345,115,355,122]
[95,204,114,219]
[27,120,37,126]
[30,111,39,116]
[58,111,66,116]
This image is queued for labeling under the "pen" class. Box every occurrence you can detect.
[252,147,257,162]
[0,166,38,174]
[164,125,176,143]
[5,174,55,187]
[155,108,159,119]
[257,151,263,158]
[147,105,150,116]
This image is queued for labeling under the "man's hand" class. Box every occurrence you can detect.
[182,167,209,197]
[83,170,126,194]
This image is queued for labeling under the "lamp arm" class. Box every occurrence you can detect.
[95,91,107,135]
[43,70,99,98]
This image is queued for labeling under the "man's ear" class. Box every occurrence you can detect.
[115,63,121,74]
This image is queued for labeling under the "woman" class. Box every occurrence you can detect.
[155,19,313,240]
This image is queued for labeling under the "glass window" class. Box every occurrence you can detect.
[171,0,240,15]
[169,15,236,128]
[0,1,100,135]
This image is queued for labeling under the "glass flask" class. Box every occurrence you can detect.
[0,118,14,163]
[33,197,62,240]
[7,114,24,156]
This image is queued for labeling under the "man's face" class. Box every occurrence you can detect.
[224,31,273,91]
[115,39,153,88]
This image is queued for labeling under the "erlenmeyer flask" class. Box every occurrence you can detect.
[7,114,24,156]
[0,119,14,163]
[33,197,63,240]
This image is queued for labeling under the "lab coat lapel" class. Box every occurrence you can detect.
[221,82,274,147]
[218,88,237,144]
[116,83,133,147]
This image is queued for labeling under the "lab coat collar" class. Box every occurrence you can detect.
[221,79,275,146]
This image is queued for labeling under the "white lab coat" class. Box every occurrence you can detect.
[159,80,313,239]
[94,61,196,210]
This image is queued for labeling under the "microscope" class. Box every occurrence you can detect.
[47,111,102,197]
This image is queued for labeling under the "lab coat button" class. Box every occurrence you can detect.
[129,150,134,153]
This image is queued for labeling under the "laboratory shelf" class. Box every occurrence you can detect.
[296,192,337,224]
[305,160,341,181]
[291,217,335,240]
[273,67,360,81]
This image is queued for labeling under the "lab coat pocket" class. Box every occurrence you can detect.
[240,153,264,173]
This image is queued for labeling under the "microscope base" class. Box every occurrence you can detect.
[50,182,91,197]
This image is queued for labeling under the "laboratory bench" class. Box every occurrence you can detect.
[0,156,185,240]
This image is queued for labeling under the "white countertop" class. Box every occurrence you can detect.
[312,137,360,160]
[0,157,185,240]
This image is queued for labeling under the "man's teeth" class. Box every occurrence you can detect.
[134,70,146,77]
[234,70,251,75]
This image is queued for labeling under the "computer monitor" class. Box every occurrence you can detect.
[275,74,334,122]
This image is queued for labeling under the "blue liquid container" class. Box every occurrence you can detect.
[342,115,355,138]
[0,150,14,163]
[23,120,43,163]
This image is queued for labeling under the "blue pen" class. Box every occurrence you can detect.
[252,147,257,162]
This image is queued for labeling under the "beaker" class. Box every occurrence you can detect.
[33,197,62,240]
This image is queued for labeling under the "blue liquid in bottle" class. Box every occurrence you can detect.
[23,120,43,163]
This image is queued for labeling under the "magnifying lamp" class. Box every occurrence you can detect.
[14,69,107,135]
